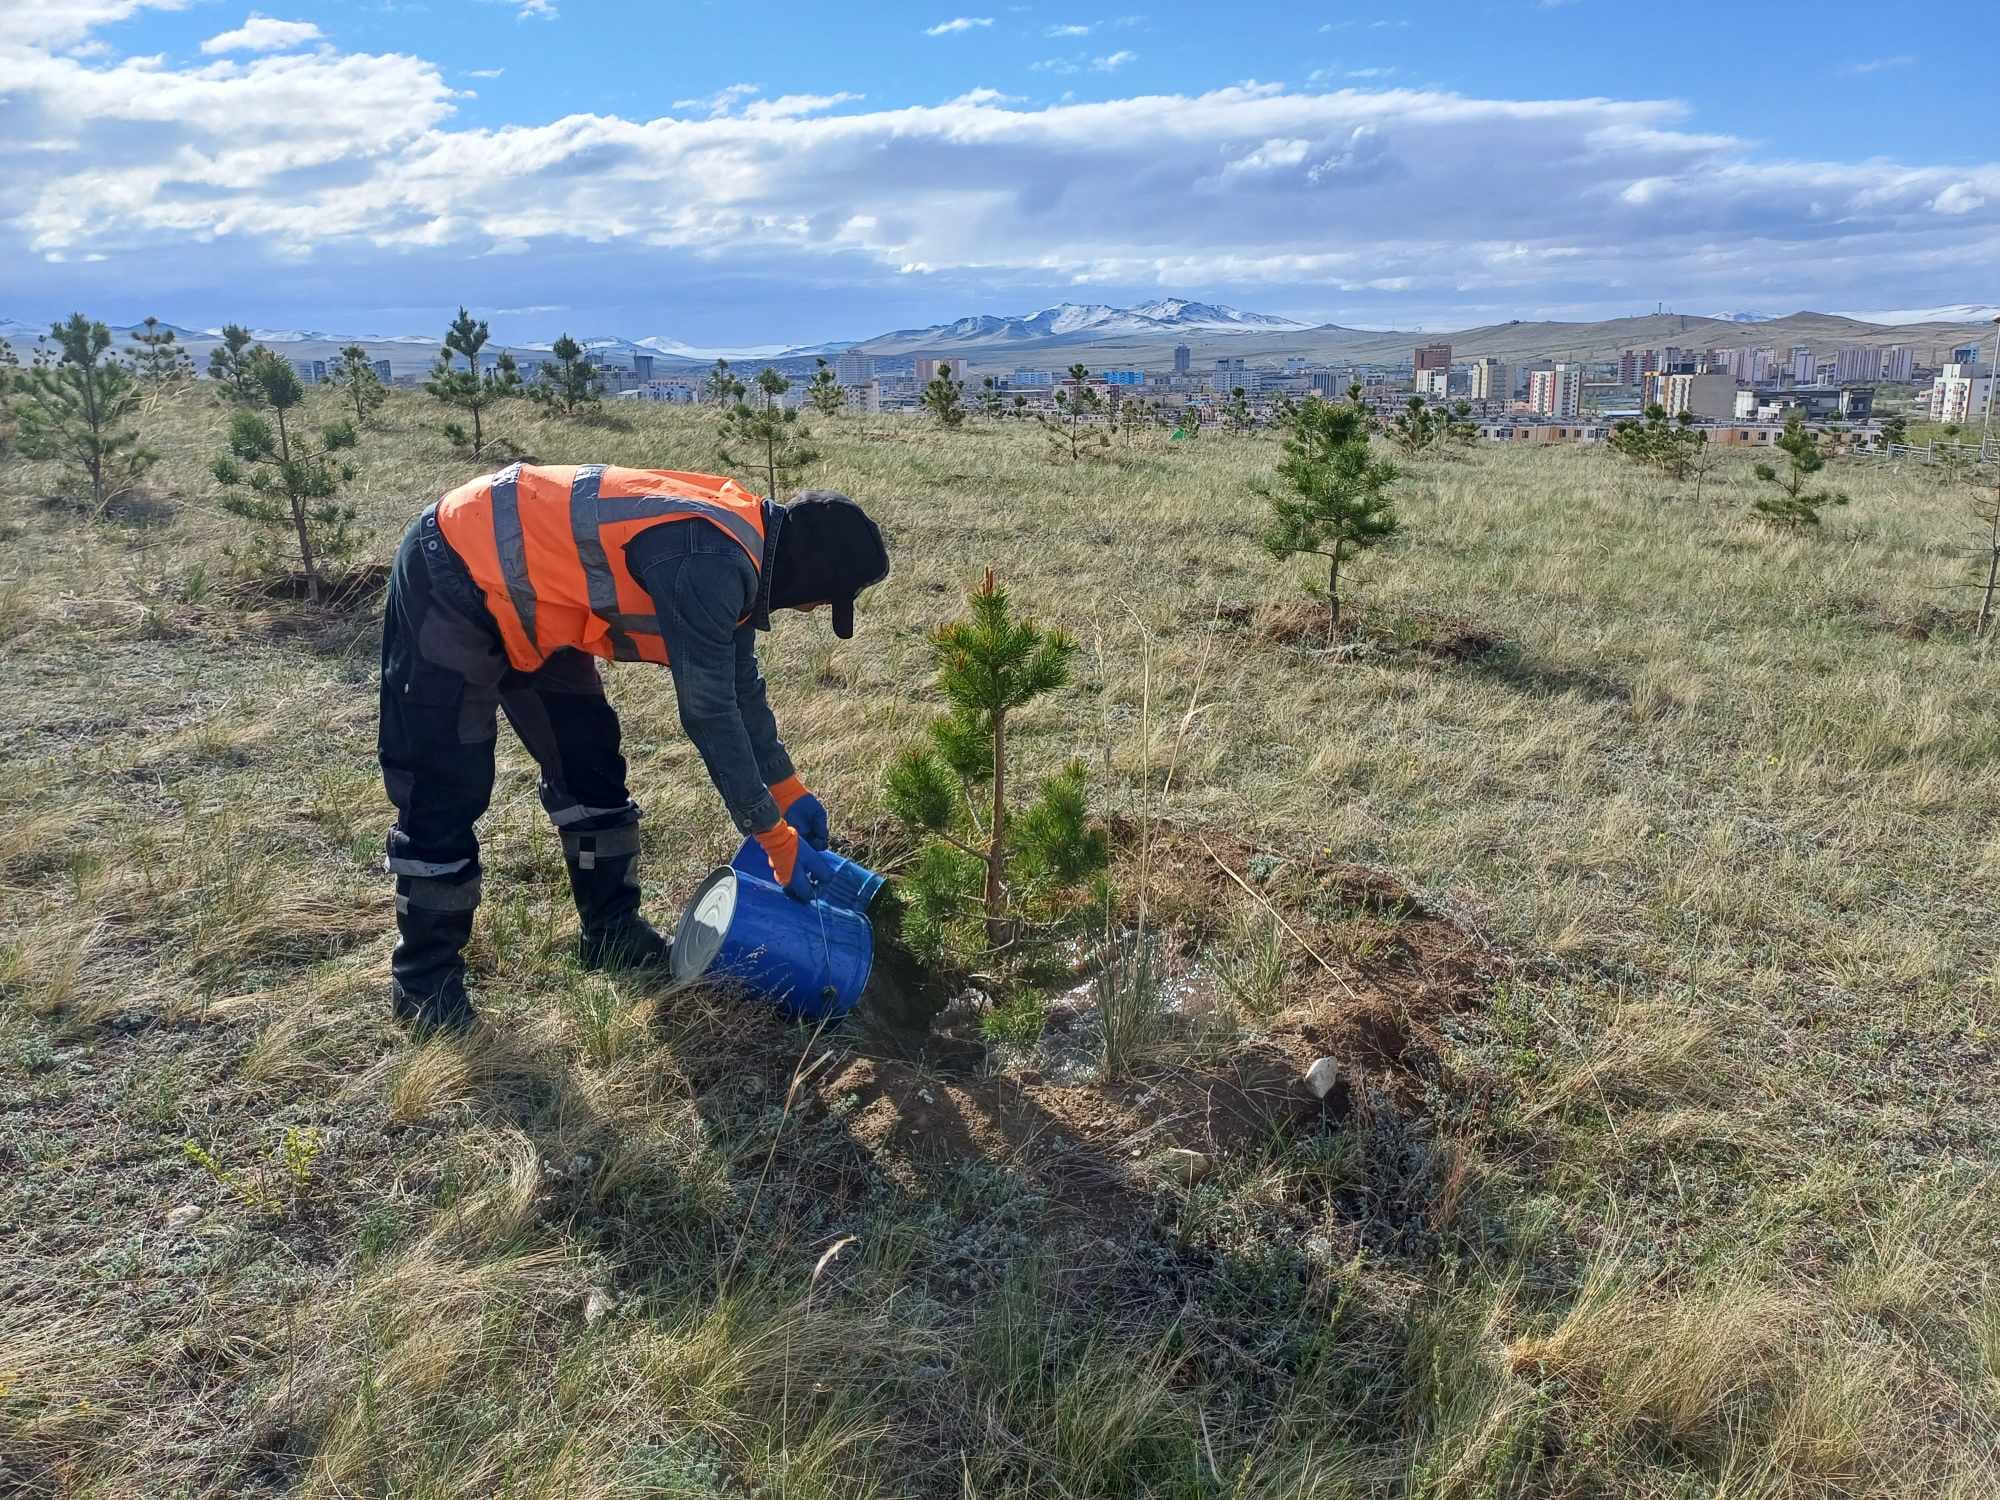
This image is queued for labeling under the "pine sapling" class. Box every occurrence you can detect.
[1261,395,1400,638]
[425,306,517,456]
[718,367,817,499]
[884,569,1107,962]
[213,352,359,602]
[14,313,157,513]
[921,361,967,428]
[807,357,845,417]
[207,324,260,402]
[704,358,744,406]
[528,333,603,416]
[128,317,192,382]
[1752,412,1848,529]
[1041,363,1108,461]
[333,344,386,426]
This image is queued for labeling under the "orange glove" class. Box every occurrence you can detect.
[753,820,832,901]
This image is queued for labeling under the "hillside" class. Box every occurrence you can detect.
[4,390,1999,1497]
[7,304,1985,383]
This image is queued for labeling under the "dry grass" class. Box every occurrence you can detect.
[2,386,1997,1497]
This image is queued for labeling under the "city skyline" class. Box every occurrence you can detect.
[4,1,1996,346]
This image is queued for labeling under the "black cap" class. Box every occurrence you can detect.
[766,490,889,638]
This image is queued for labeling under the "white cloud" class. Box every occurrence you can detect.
[3,15,1998,325]
[947,87,1021,105]
[2,0,187,48]
[1841,54,1915,75]
[1931,183,1987,216]
[200,14,324,55]
[509,0,557,17]
[1092,50,1137,71]
[468,67,504,79]
[1045,23,1091,36]
[672,81,761,116]
[924,16,992,34]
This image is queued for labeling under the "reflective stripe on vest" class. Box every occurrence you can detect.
[434,464,766,672]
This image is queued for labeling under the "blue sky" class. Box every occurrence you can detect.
[3,0,1997,345]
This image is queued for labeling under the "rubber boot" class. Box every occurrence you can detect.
[564,826,672,974]
[390,876,479,1033]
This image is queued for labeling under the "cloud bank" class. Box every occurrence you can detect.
[2,2,1996,328]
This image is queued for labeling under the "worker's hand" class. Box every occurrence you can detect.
[753,820,834,902]
[771,774,830,851]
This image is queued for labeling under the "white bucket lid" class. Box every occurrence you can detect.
[671,868,737,981]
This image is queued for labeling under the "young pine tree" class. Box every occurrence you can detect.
[425,307,518,456]
[1752,413,1848,529]
[1223,385,1252,434]
[921,360,967,428]
[884,569,1108,960]
[14,313,157,513]
[704,357,743,406]
[212,352,359,602]
[1042,364,1107,461]
[207,324,260,401]
[128,317,192,382]
[806,357,845,417]
[333,344,386,426]
[1261,395,1401,638]
[718,367,818,499]
[1388,394,1438,456]
[529,333,603,416]
[977,374,1003,421]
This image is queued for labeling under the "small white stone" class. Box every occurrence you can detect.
[1303,1057,1340,1099]
[584,1289,616,1326]
[166,1204,203,1230]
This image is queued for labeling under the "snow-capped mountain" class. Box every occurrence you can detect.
[1842,303,2000,326]
[867,298,1316,350]
[1710,310,1776,323]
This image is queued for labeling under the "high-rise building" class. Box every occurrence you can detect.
[1172,342,1192,375]
[1930,363,1996,424]
[1790,346,1815,385]
[1528,363,1582,418]
[1950,343,1981,369]
[631,353,654,382]
[1215,356,1246,375]
[371,359,393,384]
[1414,342,1451,373]
[1656,372,1737,421]
[834,349,874,386]
[1879,346,1913,384]
[1469,356,1511,400]
[915,357,956,387]
[1099,369,1144,385]
[1831,347,1877,385]
[1416,368,1450,399]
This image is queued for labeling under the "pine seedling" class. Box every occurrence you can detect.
[1752,412,1848,529]
[704,357,744,406]
[1389,395,1438,455]
[207,324,261,402]
[333,344,386,426]
[884,569,1107,962]
[1261,395,1401,637]
[1040,363,1108,461]
[425,306,518,457]
[128,317,192,382]
[718,366,817,499]
[921,361,967,428]
[213,351,359,602]
[14,313,157,513]
[807,357,845,417]
[1222,385,1252,433]
[528,333,603,416]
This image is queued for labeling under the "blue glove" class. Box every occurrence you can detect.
[772,775,830,851]
[753,822,836,903]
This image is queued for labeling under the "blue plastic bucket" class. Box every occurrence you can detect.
[730,837,886,914]
[670,867,874,1021]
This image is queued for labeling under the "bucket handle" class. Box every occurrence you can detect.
[811,893,840,1009]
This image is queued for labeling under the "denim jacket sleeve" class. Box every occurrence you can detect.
[624,524,792,835]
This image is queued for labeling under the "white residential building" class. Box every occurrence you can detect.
[1529,363,1582,419]
[1879,345,1913,384]
[1929,364,1996,425]
[1416,367,1450,400]
[1469,357,1511,401]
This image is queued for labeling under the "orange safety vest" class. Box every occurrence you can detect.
[435,463,767,671]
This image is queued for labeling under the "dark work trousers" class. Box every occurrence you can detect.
[378,507,642,928]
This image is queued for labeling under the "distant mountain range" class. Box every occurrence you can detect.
[3,298,1994,378]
